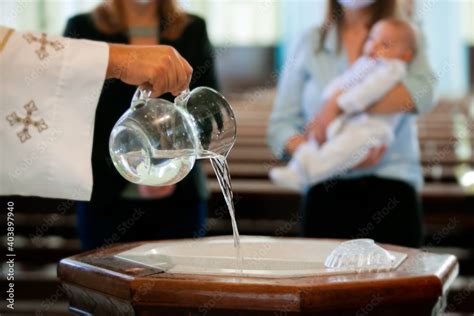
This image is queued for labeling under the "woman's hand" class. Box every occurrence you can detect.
[137,184,176,199]
[354,145,387,169]
[107,44,193,97]
[284,134,307,156]
[306,93,342,144]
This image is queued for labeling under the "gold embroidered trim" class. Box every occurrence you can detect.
[23,32,64,60]
[0,28,14,54]
[6,100,48,143]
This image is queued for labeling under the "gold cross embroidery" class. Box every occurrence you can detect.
[23,33,64,60]
[0,28,14,54]
[6,101,48,143]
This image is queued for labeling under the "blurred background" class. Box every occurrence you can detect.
[1,0,473,315]
[1,0,472,94]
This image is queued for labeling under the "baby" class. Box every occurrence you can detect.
[270,18,417,191]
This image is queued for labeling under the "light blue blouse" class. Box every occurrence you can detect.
[267,26,437,191]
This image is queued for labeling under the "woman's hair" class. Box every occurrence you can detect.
[93,0,189,40]
[319,0,399,51]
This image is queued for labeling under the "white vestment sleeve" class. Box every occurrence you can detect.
[337,60,407,114]
[0,26,108,200]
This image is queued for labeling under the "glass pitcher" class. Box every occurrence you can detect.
[109,87,236,186]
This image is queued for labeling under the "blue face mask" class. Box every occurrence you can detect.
[337,0,376,10]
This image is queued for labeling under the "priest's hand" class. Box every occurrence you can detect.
[107,44,193,97]
[137,184,176,199]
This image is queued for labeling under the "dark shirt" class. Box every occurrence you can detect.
[64,13,218,208]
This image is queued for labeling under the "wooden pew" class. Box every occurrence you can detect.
[202,161,459,182]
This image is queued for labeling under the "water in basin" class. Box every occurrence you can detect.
[115,236,407,278]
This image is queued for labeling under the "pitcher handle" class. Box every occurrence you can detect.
[131,88,152,110]
[175,88,191,107]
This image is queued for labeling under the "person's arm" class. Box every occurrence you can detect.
[1,26,193,200]
[106,44,192,97]
[267,36,308,158]
[64,16,193,96]
[337,61,407,113]
[368,33,437,115]
[1,27,110,200]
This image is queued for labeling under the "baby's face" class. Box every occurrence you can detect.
[363,22,413,61]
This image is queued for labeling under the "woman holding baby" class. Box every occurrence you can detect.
[268,0,436,247]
